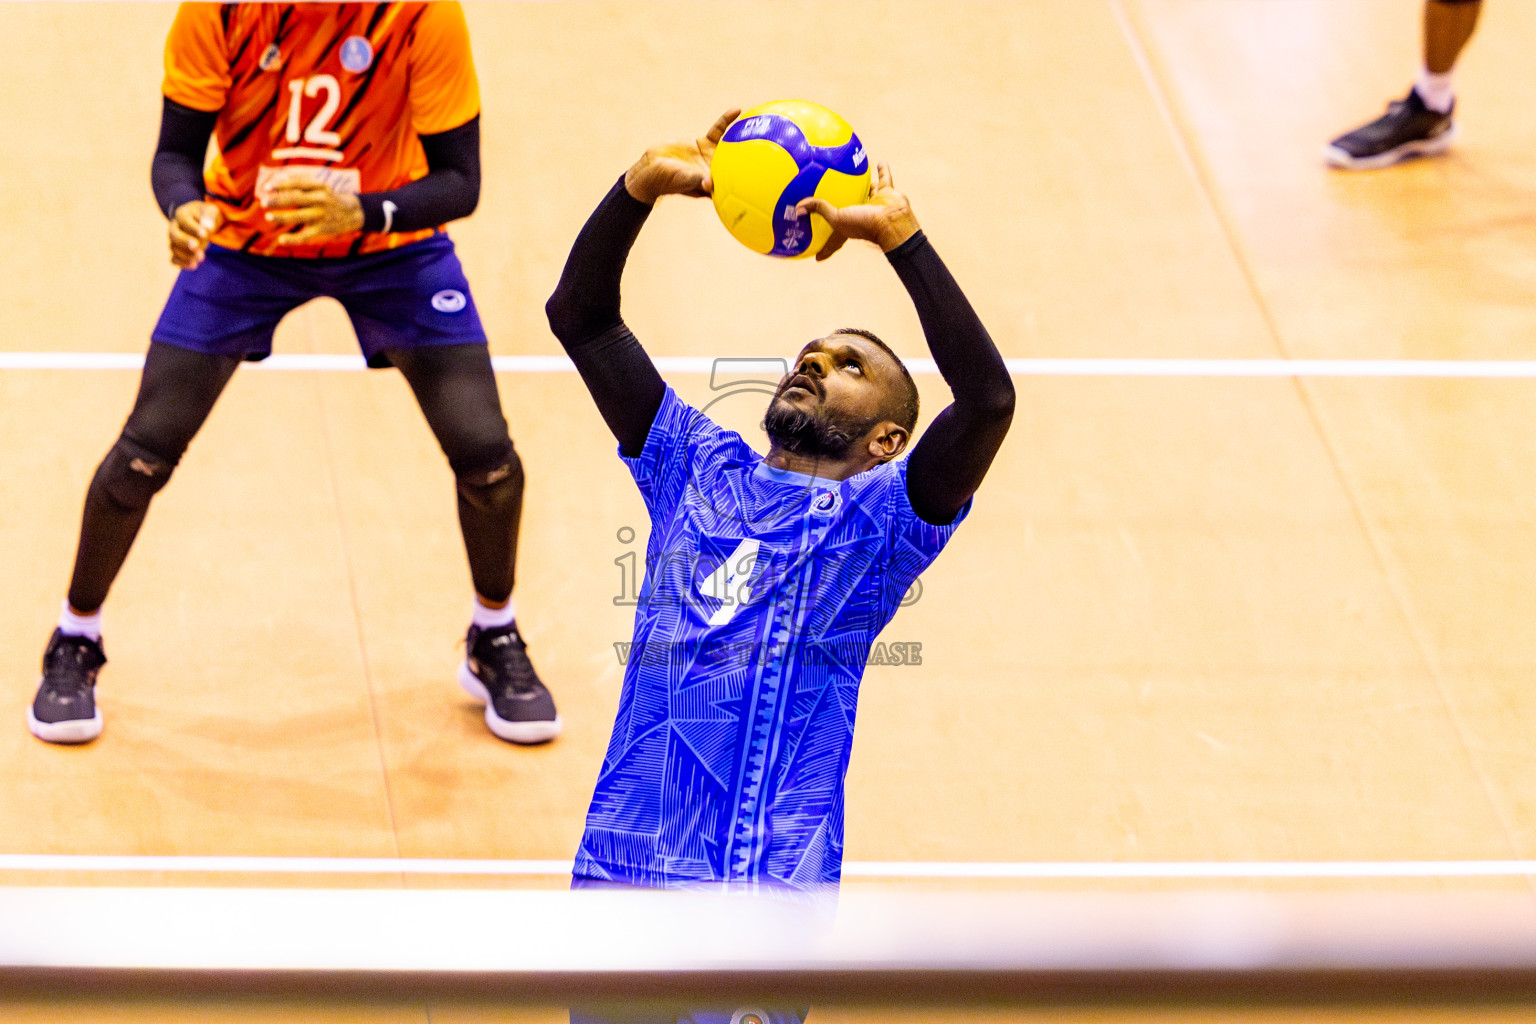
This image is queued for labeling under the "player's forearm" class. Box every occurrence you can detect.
[357,117,481,233]
[151,97,216,219]
[545,175,653,345]
[890,234,1007,405]
[889,232,1015,525]
[546,175,666,456]
[887,232,1013,417]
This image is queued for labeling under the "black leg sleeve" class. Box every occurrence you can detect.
[68,342,240,612]
[390,344,522,604]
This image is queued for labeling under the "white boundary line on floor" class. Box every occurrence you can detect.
[3,855,1536,879]
[8,352,1536,377]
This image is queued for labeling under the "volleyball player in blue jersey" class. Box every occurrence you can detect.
[546,111,1013,1024]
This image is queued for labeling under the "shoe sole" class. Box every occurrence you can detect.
[1323,124,1457,170]
[457,662,562,745]
[27,706,103,744]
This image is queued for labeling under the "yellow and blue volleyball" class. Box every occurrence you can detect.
[710,100,872,259]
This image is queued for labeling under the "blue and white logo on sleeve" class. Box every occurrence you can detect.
[431,290,467,313]
[340,36,374,73]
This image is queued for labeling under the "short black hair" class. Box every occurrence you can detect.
[832,328,919,431]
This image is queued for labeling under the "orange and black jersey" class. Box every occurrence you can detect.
[162,2,481,258]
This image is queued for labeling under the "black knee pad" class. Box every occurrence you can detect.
[454,440,522,512]
[96,435,177,510]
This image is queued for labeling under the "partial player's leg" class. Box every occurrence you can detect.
[1325,0,1483,169]
[1425,0,1483,74]
[30,342,241,744]
[389,343,560,744]
[31,239,307,745]
[339,234,559,744]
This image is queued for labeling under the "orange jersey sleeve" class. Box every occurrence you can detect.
[162,4,230,113]
[408,2,480,136]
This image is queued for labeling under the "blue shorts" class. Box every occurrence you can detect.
[152,233,486,368]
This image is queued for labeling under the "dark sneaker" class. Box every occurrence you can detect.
[1325,89,1456,170]
[28,630,106,744]
[459,623,561,744]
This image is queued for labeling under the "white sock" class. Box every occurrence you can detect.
[1415,67,1456,113]
[472,596,516,631]
[58,599,102,641]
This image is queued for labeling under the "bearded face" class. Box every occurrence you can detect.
[761,333,916,466]
[762,396,875,459]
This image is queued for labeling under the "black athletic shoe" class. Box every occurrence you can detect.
[28,629,106,744]
[1324,88,1457,170]
[459,622,561,744]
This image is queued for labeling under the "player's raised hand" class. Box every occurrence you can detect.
[263,181,364,246]
[795,162,920,261]
[169,201,223,269]
[624,108,741,205]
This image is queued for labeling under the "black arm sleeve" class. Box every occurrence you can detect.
[357,116,481,234]
[545,176,668,457]
[891,232,1016,526]
[151,97,217,220]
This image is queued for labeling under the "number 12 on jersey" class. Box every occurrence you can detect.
[274,74,344,161]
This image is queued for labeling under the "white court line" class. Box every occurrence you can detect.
[9,352,1536,377]
[3,855,1536,879]
[0,855,572,876]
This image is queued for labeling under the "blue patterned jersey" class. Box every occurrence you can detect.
[574,388,969,898]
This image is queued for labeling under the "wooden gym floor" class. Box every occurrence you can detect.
[4,0,1536,1020]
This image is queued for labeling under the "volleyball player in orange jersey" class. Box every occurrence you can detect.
[28,3,561,746]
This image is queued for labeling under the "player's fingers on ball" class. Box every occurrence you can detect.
[877,162,893,190]
[795,196,835,220]
[706,108,741,142]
